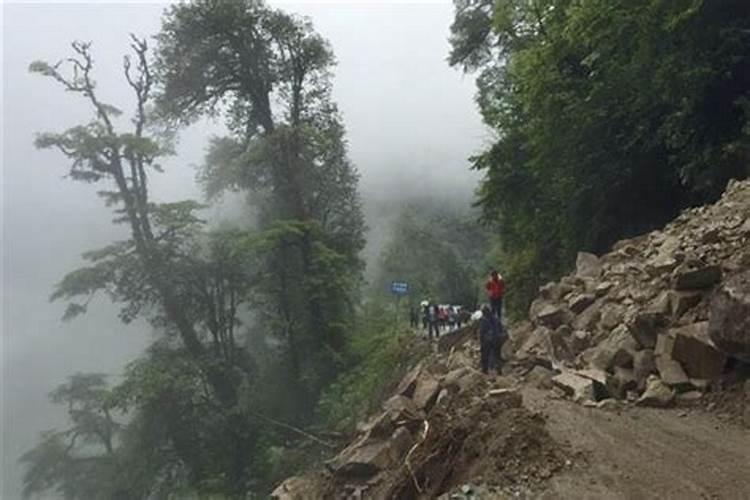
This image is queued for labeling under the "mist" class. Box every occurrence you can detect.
[1,2,486,498]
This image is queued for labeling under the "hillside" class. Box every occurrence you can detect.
[272,179,750,499]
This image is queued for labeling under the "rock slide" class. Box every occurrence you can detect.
[272,179,750,499]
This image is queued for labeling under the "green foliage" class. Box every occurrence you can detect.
[451,0,750,315]
[374,201,489,307]
[316,301,424,433]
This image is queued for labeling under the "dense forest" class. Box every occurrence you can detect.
[18,0,750,498]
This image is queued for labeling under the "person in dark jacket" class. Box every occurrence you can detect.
[428,302,440,340]
[478,304,504,374]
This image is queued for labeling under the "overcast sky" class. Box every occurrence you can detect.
[2,2,487,497]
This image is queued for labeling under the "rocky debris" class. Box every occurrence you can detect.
[536,304,570,329]
[552,370,607,403]
[525,365,557,389]
[270,475,328,500]
[672,261,722,290]
[669,290,703,318]
[633,349,657,390]
[329,428,413,479]
[568,293,595,314]
[670,322,726,379]
[412,372,441,411]
[637,376,675,407]
[709,270,750,362]
[511,178,750,407]
[628,310,668,349]
[576,252,602,278]
[587,325,637,371]
[606,367,638,399]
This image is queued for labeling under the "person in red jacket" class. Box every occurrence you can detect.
[485,269,505,321]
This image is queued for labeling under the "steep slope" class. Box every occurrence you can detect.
[272,179,750,499]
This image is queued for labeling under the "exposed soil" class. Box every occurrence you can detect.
[523,386,750,499]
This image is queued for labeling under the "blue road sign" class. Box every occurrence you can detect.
[390,281,409,296]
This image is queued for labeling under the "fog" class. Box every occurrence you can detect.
[1,2,486,497]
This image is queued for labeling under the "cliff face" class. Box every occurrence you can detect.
[271,179,750,499]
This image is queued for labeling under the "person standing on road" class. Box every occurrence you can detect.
[485,270,505,321]
[409,306,419,328]
[428,302,440,339]
[478,304,500,374]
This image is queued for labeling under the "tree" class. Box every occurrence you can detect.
[375,201,489,308]
[19,374,133,500]
[155,0,366,420]
[450,0,750,315]
[29,37,263,495]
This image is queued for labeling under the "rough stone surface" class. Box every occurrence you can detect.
[589,325,637,371]
[672,262,722,290]
[708,270,750,362]
[525,365,556,389]
[411,372,441,411]
[606,367,638,400]
[654,356,690,388]
[628,310,668,349]
[552,371,599,403]
[670,322,726,379]
[669,291,703,317]
[633,349,657,390]
[569,293,596,314]
[637,376,675,407]
[537,304,569,329]
[576,252,602,278]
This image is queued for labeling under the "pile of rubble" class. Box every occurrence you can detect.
[272,332,567,499]
[510,179,750,412]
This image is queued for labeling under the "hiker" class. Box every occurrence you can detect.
[409,306,419,328]
[447,306,457,331]
[478,304,502,374]
[438,305,448,332]
[428,302,440,339]
[485,269,505,321]
[421,300,429,329]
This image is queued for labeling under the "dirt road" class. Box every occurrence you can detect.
[521,388,750,499]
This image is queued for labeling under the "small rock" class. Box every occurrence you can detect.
[596,398,620,411]
[636,376,675,407]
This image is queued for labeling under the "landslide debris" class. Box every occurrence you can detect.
[510,178,750,415]
[272,334,568,499]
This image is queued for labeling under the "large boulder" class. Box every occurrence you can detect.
[536,304,570,329]
[672,261,722,290]
[669,291,703,317]
[330,434,406,479]
[628,310,668,349]
[552,370,607,403]
[588,325,638,371]
[411,372,441,411]
[568,293,596,314]
[709,270,750,362]
[671,322,726,379]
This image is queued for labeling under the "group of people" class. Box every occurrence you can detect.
[406,269,508,375]
[410,303,470,339]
